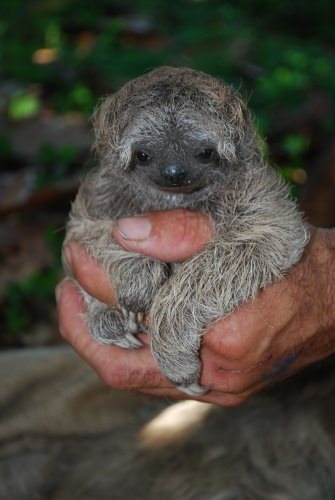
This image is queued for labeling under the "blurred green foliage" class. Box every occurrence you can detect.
[36,144,77,187]
[1,0,334,337]
[1,1,334,113]
[1,0,334,174]
[1,1,334,161]
[3,228,63,336]
[4,268,59,334]
[282,134,310,161]
[9,91,41,120]
[0,135,13,159]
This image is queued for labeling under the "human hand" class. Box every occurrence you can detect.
[56,211,335,406]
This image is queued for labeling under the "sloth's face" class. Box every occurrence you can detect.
[128,126,223,194]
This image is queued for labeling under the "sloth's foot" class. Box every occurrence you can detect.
[121,308,147,334]
[88,303,143,349]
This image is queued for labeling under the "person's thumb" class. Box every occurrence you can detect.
[112,209,214,262]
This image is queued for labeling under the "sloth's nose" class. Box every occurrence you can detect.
[160,165,188,185]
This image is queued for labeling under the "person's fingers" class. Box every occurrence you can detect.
[112,209,214,262]
[55,278,266,393]
[55,279,251,402]
[55,279,286,405]
[62,209,214,304]
[204,279,295,367]
[199,343,271,393]
[63,242,117,305]
[56,278,169,390]
[56,277,117,368]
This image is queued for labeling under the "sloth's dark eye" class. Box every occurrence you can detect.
[197,148,215,163]
[136,151,152,164]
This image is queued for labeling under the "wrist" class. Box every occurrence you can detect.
[305,227,335,342]
[320,228,335,334]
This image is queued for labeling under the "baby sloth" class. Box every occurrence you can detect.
[65,67,309,396]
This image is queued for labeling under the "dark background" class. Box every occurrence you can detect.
[0,0,334,348]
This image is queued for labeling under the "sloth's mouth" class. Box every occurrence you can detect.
[155,181,206,194]
[144,175,206,194]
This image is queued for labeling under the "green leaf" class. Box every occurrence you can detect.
[9,92,40,121]
[282,134,309,158]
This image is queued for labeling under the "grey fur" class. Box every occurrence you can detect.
[64,67,309,393]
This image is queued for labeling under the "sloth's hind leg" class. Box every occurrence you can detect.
[87,297,143,349]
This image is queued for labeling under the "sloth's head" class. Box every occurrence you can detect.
[93,67,262,195]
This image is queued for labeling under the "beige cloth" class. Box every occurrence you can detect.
[0,346,335,499]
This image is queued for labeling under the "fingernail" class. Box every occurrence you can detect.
[55,277,73,304]
[63,244,73,271]
[116,216,152,241]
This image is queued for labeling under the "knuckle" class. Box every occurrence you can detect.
[172,210,208,251]
[173,209,193,246]
[182,210,211,250]
[214,332,250,362]
[183,210,202,249]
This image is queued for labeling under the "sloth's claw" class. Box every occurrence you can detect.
[121,308,145,334]
[121,307,129,319]
[138,323,149,334]
[124,332,143,349]
[176,382,209,397]
[137,312,144,323]
[127,318,139,333]
[129,311,137,322]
